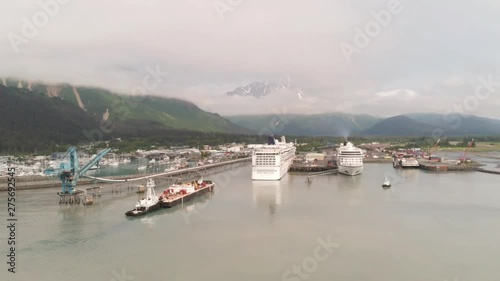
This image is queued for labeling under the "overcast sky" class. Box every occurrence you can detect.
[1,0,500,118]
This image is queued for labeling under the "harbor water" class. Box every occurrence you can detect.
[86,159,193,177]
[1,161,500,281]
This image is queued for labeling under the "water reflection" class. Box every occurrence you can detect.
[46,204,105,260]
[475,154,500,172]
[337,175,362,189]
[252,181,283,222]
[336,176,365,206]
[140,217,157,229]
[384,168,418,186]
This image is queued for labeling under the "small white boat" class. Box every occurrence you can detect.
[126,179,160,216]
[164,167,176,172]
[382,177,391,188]
[89,163,101,170]
[137,165,147,170]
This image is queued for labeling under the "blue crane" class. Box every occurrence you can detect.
[58,147,111,194]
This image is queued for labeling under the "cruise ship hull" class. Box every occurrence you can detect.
[251,136,296,181]
[338,165,363,176]
[252,163,289,181]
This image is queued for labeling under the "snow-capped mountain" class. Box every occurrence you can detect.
[224,77,304,99]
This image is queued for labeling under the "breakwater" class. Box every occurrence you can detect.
[0,157,251,191]
[418,160,484,172]
[475,167,500,175]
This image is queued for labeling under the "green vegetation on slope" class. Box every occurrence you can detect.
[0,83,252,154]
[55,85,251,134]
[0,85,99,154]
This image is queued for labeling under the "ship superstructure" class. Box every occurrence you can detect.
[251,136,296,181]
[337,141,364,176]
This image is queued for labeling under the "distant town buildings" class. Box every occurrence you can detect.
[305,153,325,162]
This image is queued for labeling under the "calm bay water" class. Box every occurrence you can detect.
[86,159,181,177]
[1,161,500,281]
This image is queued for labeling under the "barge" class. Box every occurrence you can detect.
[418,160,483,172]
[160,179,215,208]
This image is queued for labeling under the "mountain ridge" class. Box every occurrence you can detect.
[227,113,500,137]
[224,76,304,99]
[3,77,500,140]
[1,78,252,134]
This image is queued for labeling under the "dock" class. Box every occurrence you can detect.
[289,165,336,173]
[418,160,483,172]
[475,167,500,175]
[364,158,393,163]
[0,157,251,191]
[82,157,251,183]
[289,159,337,173]
[57,186,101,205]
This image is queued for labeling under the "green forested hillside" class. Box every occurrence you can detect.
[2,79,250,132]
[0,81,251,153]
[0,85,99,153]
[52,85,251,133]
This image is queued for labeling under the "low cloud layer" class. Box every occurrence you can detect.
[1,0,500,118]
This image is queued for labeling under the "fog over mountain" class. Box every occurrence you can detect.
[1,0,500,117]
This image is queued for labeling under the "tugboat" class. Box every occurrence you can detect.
[125,179,160,216]
[382,177,391,189]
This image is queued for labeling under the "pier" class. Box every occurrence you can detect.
[57,186,101,205]
[417,160,483,172]
[289,159,337,173]
[288,164,337,173]
[475,167,500,175]
[364,158,393,163]
[0,157,251,191]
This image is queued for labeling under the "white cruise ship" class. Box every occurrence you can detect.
[337,141,364,176]
[251,136,296,181]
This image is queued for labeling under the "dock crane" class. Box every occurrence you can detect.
[458,138,474,163]
[55,146,187,204]
[56,146,111,204]
[429,139,441,161]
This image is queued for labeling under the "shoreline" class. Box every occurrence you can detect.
[0,157,251,191]
[3,155,498,191]
[364,158,393,163]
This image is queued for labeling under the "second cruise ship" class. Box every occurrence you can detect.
[337,141,364,176]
